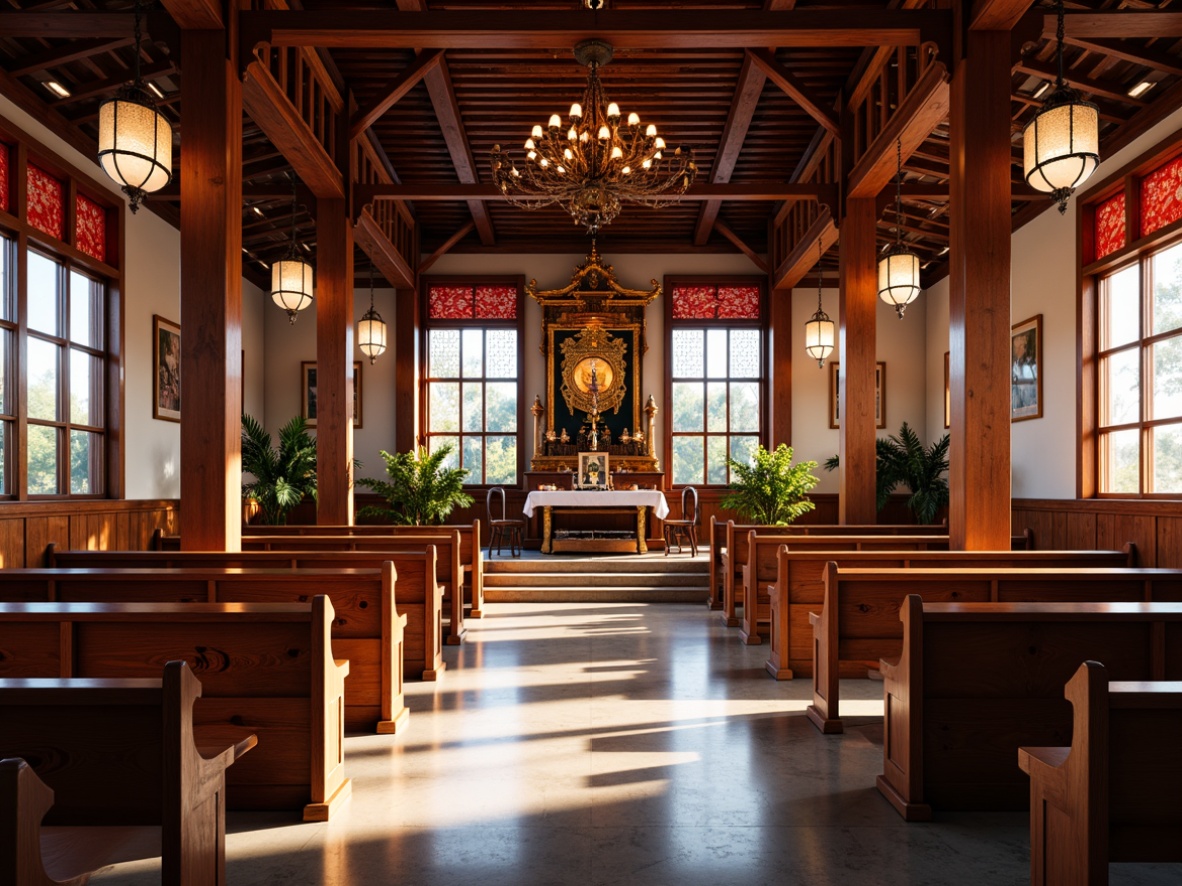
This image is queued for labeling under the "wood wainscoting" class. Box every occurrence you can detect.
[1011,498,1182,567]
[0,499,179,567]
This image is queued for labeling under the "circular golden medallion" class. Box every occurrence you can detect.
[571,356,614,395]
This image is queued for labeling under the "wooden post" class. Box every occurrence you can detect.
[316,197,354,525]
[769,285,792,447]
[179,28,242,552]
[394,287,420,454]
[838,197,878,524]
[948,28,1012,550]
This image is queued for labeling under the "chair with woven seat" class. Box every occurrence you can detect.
[486,486,524,558]
[663,485,699,557]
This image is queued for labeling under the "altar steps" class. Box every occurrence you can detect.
[483,553,710,603]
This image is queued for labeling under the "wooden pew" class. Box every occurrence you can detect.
[153,531,469,645]
[808,563,1177,734]
[0,598,350,821]
[170,518,486,618]
[708,518,951,623]
[765,545,1137,680]
[876,597,1182,820]
[0,661,255,885]
[1019,661,1182,885]
[739,533,953,644]
[13,559,427,731]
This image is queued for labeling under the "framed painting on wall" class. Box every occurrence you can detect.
[1011,315,1042,422]
[302,361,363,428]
[153,314,181,422]
[829,361,886,429]
[944,351,951,429]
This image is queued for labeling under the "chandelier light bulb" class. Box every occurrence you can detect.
[598,125,610,139]
[579,131,590,142]
[531,125,544,139]
[622,166,632,174]
[568,128,578,141]
[654,137,666,150]
[628,112,640,126]
[607,102,620,118]
[570,103,583,118]
[540,158,550,167]
[557,165,566,174]
[524,138,536,150]
[642,159,652,169]
[527,151,537,160]
[645,124,657,137]
[611,146,623,160]
[548,114,562,128]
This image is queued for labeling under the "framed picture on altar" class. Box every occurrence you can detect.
[577,452,609,489]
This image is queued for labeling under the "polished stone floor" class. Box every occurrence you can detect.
[95,602,1182,885]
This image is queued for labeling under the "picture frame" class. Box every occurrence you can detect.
[829,361,886,429]
[944,351,951,429]
[152,314,181,422]
[1011,314,1043,422]
[577,451,609,489]
[302,361,363,428]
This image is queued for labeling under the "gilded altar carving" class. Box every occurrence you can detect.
[559,324,628,417]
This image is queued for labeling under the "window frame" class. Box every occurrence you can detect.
[0,118,124,500]
[663,275,769,488]
[1079,125,1182,499]
[419,275,525,488]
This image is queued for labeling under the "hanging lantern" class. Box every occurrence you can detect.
[1022,0,1099,214]
[357,264,388,364]
[877,137,922,319]
[270,176,314,323]
[97,0,171,212]
[804,239,835,368]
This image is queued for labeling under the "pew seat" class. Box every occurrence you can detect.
[0,661,256,885]
[1019,661,1182,885]
[0,598,349,821]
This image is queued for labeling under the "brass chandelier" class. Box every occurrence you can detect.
[489,39,696,234]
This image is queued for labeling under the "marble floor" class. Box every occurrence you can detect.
[94,602,1181,886]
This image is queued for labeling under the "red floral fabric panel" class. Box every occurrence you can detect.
[429,286,475,319]
[0,143,9,214]
[717,285,761,319]
[475,285,517,319]
[1141,155,1182,238]
[672,286,717,319]
[27,164,64,241]
[1094,193,1126,261]
[75,194,106,262]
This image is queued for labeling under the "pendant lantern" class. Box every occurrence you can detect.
[357,264,388,364]
[270,175,314,323]
[877,138,922,318]
[804,239,835,368]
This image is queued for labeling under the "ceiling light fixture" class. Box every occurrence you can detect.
[44,81,70,99]
[357,263,388,365]
[1128,80,1154,99]
[489,39,696,234]
[1023,0,1100,214]
[877,138,922,319]
[146,81,165,100]
[804,240,835,369]
[96,0,171,213]
[269,175,314,324]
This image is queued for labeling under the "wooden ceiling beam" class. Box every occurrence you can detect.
[693,52,766,245]
[240,9,949,51]
[418,221,476,274]
[1014,60,1147,107]
[349,49,443,142]
[241,58,344,199]
[50,60,175,106]
[357,182,837,202]
[8,37,133,77]
[746,48,839,137]
[846,61,950,199]
[772,207,838,290]
[1063,36,1182,79]
[970,0,1036,32]
[714,219,769,273]
[0,10,136,38]
[356,208,415,289]
[1057,11,1182,40]
[159,0,222,30]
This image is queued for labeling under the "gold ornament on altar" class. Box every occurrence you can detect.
[559,323,627,417]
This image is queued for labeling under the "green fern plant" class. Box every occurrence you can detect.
[719,444,819,525]
[357,444,474,525]
[240,414,318,525]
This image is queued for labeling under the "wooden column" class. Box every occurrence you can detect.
[948,28,1012,550]
[838,197,878,524]
[768,286,792,447]
[179,29,242,552]
[316,197,354,525]
[394,287,420,454]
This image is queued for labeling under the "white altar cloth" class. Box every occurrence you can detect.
[522,489,670,520]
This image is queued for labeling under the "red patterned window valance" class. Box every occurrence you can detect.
[1140,154,1182,239]
[428,284,518,320]
[0,143,9,214]
[27,164,64,241]
[1094,193,1126,261]
[671,283,761,320]
[75,194,106,262]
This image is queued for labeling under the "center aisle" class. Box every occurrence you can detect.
[96,602,1175,885]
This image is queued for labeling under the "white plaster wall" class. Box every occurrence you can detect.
[792,287,929,493]
[262,286,397,480]
[1,94,271,500]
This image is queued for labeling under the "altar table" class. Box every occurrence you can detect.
[522,490,670,554]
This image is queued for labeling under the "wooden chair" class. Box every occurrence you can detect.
[486,486,523,558]
[663,486,698,556]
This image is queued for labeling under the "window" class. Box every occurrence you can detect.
[0,122,119,499]
[423,279,523,485]
[666,280,765,486]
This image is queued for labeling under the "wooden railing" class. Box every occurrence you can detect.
[847,43,940,171]
[352,137,417,268]
[254,43,342,162]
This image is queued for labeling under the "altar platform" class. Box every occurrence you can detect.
[483,548,710,602]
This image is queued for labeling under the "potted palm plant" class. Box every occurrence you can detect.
[719,443,819,525]
[240,414,318,525]
[357,443,474,525]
